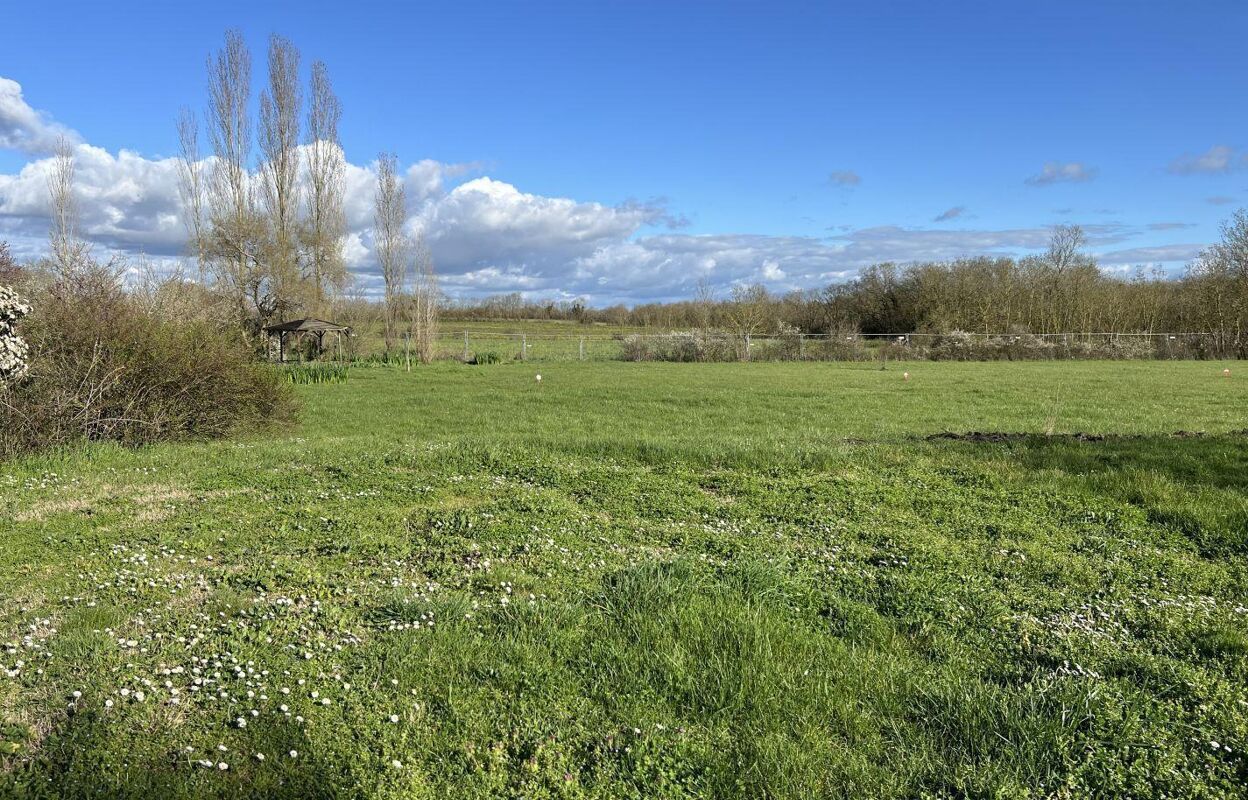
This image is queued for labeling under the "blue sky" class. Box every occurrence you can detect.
[2,0,1246,302]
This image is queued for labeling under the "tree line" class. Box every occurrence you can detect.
[441,217,1248,356]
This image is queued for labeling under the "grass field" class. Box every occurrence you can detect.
[2,361,1247,798]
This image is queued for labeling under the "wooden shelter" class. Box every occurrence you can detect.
[262,318,351,362]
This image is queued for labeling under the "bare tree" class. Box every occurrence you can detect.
[693,276,715,333]
[206,29,270,331]
[1046,224,1087,273]
[409,231,438,363]
[374,152,408,353]
[303,60,347,314]
[1041,224,1089,333]
[259,34,303,318]
[1189,209,1248,355]
[0,242,20,285]
[175,108,207,282]
[726,284,772,359]
[47,137,87,275]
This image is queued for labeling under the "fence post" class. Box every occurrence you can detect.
[521,334,527,361]
[745,333,751,362]
[798,333,805,360]
[463,331,470,362]
[404,332,411,372]
[579,337,585,361]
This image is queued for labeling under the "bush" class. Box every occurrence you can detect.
[927,331,1163,361]
[620,331,739,362]
[0,265,295,458]
[0,284,31,382]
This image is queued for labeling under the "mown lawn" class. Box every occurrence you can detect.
[1,361,1246,798]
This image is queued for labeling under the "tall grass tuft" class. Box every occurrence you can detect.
[285,363,350,385]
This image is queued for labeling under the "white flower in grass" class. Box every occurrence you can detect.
[217,762,228,770]
[289,750,298,758]
[391,759,403,769]
[388,714,399,723]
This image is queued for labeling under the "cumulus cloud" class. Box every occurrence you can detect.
[0,78,80,155]
[827,170,861,187]
[0,143,185,254]
[1025,161,1097,187]
[0,75,1213,303]
[1167,145,1243,176]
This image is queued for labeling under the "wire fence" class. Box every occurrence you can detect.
[339,330,1242,364]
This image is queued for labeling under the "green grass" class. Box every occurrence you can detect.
[1,361,1246,798]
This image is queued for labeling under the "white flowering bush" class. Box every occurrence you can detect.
[0,284,31,383]
[619,331,739,362]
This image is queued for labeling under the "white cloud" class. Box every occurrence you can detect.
[1167,145,1243,176]
[0,78,80,155]
[1098,243,1204,265]
[0,75,1216,304]
[421,177,657,272]
[1025,161,1097,186]
[0,143,185,254]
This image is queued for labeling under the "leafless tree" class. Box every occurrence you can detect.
[47,137,88,275]
[0,242,20,285]
[175,108,207,282]
[259,34,303,318]
[694,276,715,333]
[726,284,772,359]
[303,60,347,314]
[374,152,408,353]
[1046,224,1087,274]
[409,231,438,363]
[1188,210,1248,354]
[206,29,271,331]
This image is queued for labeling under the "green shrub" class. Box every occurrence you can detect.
[0,265,295,458]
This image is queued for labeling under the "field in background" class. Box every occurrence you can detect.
[2,361,1246,798]
[315,317,1235,364]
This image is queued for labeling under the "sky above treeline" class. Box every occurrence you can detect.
[1,0,1246,304]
